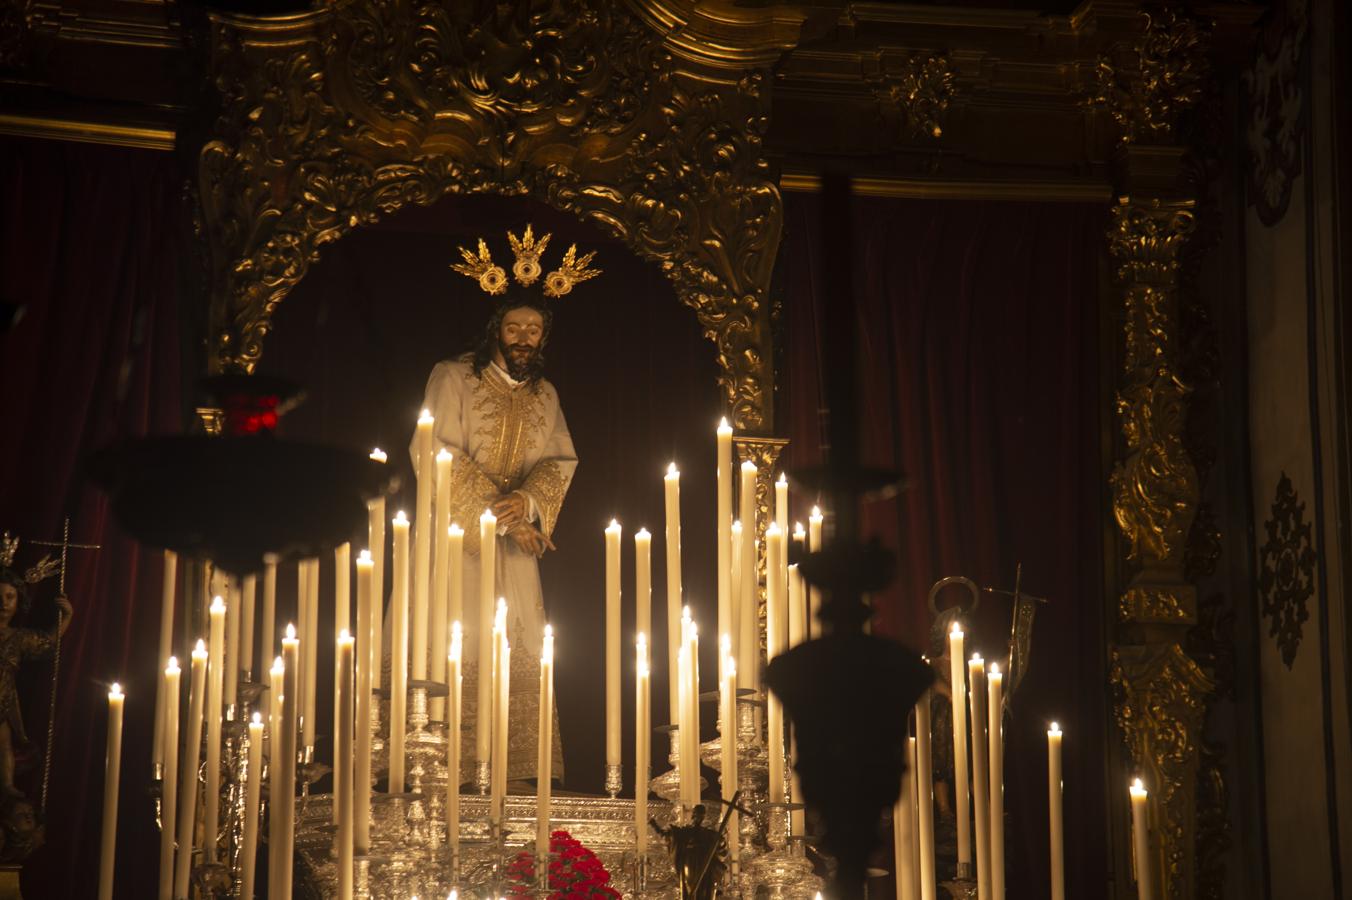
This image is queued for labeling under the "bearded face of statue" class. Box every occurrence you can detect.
[0,584,17,627]
[494,305,546,380]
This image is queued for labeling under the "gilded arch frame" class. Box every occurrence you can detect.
[196,1,809,434]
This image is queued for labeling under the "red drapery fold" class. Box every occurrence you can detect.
[0,137,184,898]
[780,193,1108,899]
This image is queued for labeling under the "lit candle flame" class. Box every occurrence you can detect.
[166,656,179,674]
[210,595,225,613]
[338,628,351,642]
[810,506,822,519]
[667,462,679,477]
[395,510,408,524]
[109,682,122,698]
[419,408,433,422]
[990,662,1001,676]
[542,624,554,663]
[449,523,464,536]
[194,639,208,657]
[1049,721,1061,735]
[252,712,262,725]
[742,460,756,472]
[437,448,452,462]
[777,472,787,486]
[285,623,297,640]
[718,417,730,431]
[359,548,372,562]
[370,448,387,463]
[720,633,732,653]
[950,621,963,637]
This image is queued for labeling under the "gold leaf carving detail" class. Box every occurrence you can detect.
[1111,644,1214,900]
[1092,7,1211,144]
[198,1,785,433]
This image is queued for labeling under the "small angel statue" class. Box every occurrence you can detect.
[0,534,72,800]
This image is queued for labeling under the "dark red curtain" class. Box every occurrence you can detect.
[779,193,1108,898]
[0,137,185,898]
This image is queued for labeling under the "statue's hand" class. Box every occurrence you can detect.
[492,491,529,531]
[508,523,555,558]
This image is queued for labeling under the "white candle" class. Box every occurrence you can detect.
[716,420,733,675]
[241,573,257,679]
[98,682,124,900]
[636,634,651,862]
[1130,779,1154,900]
[490,601,510,825]
[204,596,226,861]
[788,563,805,651]
[431,449,453,721]
[969,655,991,900]
[765,530,785,657]
[367,449,387,691]
[447,624,463,867]
[269,656,283,762]
[949,624,971,867]
[260,553,278,688]
[775,473,789,545]
[677,630,691,805]
[276,628,300,897]
[737,461,759,710]
[153,550,176,775]
[390,512,410,792]
[684,616,701,809]
[988,663,1005,900]
[729,521,743,669]
[536,625,555,858]
[355,552,374,854]
[1048,723,1064,900]
[634,528,652,643]
[477,509,497,769]
[664,464,682,726]
[916,689,936,900]
[241,713,264,900]
[336,631,355,900]
[808,507,823,639]
[304,558,320,752]
[894,732,917,900]
[719,640,738,869]
[412,410,435,683]
[157,659,180,900]
[605,519,623,769]
[448,523,464,624]
[225,579,241,711]
[332,543,350,826]
[175,643,207,900]
[334,543,351,634]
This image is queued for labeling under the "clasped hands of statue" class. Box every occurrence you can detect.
[492,491,555,558]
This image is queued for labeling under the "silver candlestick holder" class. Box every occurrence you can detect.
[750,801,816,900]
[605,763,623,798]
[941,861,978,899]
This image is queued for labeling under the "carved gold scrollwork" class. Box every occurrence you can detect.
[1092,7,1211,144]
[1109,201,1200,571]
[871,54,955,141]
[197,0,794,433]
[1111,644,1214,900]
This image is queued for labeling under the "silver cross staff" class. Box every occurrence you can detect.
[28,517,101,814]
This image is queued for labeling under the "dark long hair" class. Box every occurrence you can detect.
[469,289,553,385]
[0,568,30,615]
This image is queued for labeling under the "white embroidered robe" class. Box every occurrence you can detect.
[415,357,576,781]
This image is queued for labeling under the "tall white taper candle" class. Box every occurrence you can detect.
[1048,723,1064,900]
[477,508,497,769]
[988,663,1005,900]
[949,624,971,869]
[355,552,374,854]
[153,550,176,775]
[431,449,453,720]
[412,410,435,682]
[97,683,124,900]
[969,655,991,900]
[389,512,410,792]
[716,420,732,671]
[536,625,555,859]
[175,643,207,900]
[241,712,264,900]
[1130,779,1154,900]
[204,596,226,861]
[336,631,355,900]
[664,464,682,725]
[605,519,623,770]
[157,659,179,900]
[916,689,936,900]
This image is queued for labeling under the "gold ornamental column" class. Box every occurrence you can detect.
[1093,9,1214,900]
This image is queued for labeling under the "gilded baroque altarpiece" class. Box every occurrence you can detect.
[87,1,1259,896]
